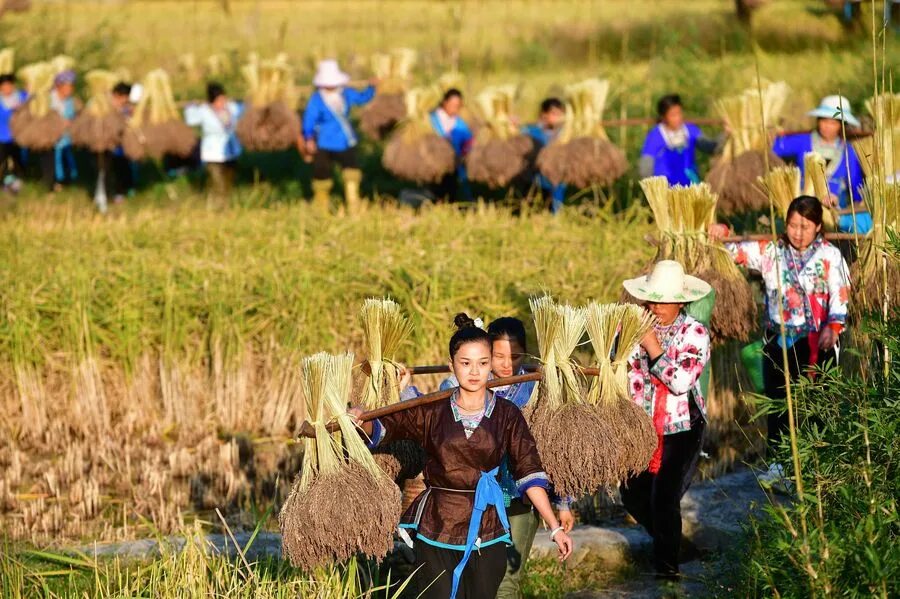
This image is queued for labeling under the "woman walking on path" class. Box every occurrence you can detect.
[621,260,712,580]
[351,314,573,599]
[301,59,375,213]
[710,196,851,491]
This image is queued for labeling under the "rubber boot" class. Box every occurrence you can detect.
[342,168,362,215]
[311,178,333,212]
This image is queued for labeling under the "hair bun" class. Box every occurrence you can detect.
[453,312,476,330]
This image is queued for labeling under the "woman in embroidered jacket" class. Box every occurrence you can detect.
[429,88,473,202]
[711,196,850,489]
[639,94,721,186]
[301,59,375,212]
[436,317,574,599]
[351,313,573,599]
[184,82,242,198]
[772,95,869,234]
[621,260,712,580]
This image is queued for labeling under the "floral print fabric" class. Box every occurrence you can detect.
[726,236,850,337]
[628,314,710,435]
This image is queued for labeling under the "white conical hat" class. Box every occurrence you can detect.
[623,260,712,303]
[313,59,350,88]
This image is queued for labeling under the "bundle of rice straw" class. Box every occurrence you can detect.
[206,52,233,78]
[0,0,32,15]
[235,53,300,152]
[9,61,66,150]
[801,152,837,229]
[757,164,800,219]
[639,176,757,342]
[536,79,628,189]
[122,69,197,161]
[382,86,455,183]
[706,81,790,214]
[851,181,900,316]
[584,302,658,481]
[280,352,401,571]
[465,85,534,188]
[360,48,416,140]
[854,93,900,182]
[357,298,424,482]
[70,70,126,153]
[0,48,14,74]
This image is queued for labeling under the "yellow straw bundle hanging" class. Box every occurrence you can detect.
[851,181,900,317]
[360,48,417,140]
[757,165,801,219]
[123,69,196,161]
[235,53,301,152]
[802,152,838,230]
[382,85,455,183]
[70,70,126,153]
[707,81,789,214]
[0,48,14,75]
[359,298,414,409]
[536,78,628,189]
[465,84,534,188]
[280,352,401,572]
[9,61,66,150]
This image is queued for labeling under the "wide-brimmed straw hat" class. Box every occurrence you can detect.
[623,260,712,303]
[807,95,861,128]
[313,59,350,88]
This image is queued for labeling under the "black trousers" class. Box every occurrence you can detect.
[0,141,23,178]
[312,147,358,180]
[762,335,836,451]
[621,402,704,577]
[414,540,506,599]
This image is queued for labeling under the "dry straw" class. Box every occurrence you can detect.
[235,53,301,152]
[358,298,414,410]
[852,181,900,316]
[537,78,628,188]
[123,69,197,161]
[706,81,789,214]
[9,61,66,150]
[70,70,126,153]
[360,48,416,140]
[757,165,800,218]
[584,302,658,481]
[0,47,14,74]
[280,352,401,572]
[382,86,455,183]
[801,152,837,229]
[639,177,757,342]
[465,85,534,188]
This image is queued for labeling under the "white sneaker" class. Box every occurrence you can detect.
[758,463,794,495]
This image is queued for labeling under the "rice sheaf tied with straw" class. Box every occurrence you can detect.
[122,69,197,161]
[358,298,425,483]
[465,85,534,188]
[382,86,456,184]
[640,177,757,343]
[536,78,628,189]
[235,53,301,152]
[9,60,69,151]
[279,352,401,572]
[706,81,789,215]
[360,48,416,141]
[524,296,656,497]
[70,70,127,153]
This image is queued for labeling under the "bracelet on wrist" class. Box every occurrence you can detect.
[549,526,564,541]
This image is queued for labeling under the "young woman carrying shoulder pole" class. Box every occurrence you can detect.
[351,314,573,599]
[429,89,473,202]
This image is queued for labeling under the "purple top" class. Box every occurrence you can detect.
[640,122,704,186]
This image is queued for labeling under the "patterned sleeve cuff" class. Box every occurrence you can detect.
[649,354,673,380]
[366,419,386,449]
[400,385,422,401]
[516,471,550,495]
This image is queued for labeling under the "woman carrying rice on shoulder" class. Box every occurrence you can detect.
[430,89,473,202]
[433,316,574,599]
[351,313,573,599]
[710,196,850,491]
[621,260,712,581]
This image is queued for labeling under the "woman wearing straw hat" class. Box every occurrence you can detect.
[710,196,850,492]
[772,95,870,234]
[351,314,573,599]
[301,59,375,213]
[621,260,712,581]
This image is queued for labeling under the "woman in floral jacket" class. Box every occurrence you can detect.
[621,260,712,580]
[711,195,851,489]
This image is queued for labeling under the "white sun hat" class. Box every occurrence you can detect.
[128,83,143,104]
[623,260,712,304]
[807,95,861,128]
[312,59,350,88]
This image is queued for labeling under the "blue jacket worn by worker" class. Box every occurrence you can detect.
[302,86,375,151]
[430,108,473,199]
[773,132,870,234]
[639,122,706,186]
[0,89,26,143]
[522,123,566,213]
